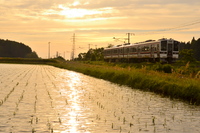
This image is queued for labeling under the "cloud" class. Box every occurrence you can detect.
[1,0,200,58]
[1,0,199,22]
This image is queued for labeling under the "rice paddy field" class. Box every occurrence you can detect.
[0,63,200,133]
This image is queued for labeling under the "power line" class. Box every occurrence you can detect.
[136,18,200,36]
[113,33,135,43]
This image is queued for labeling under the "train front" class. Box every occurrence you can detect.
[160,38,179,63]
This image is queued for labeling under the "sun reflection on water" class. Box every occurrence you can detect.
[62,71,88,133]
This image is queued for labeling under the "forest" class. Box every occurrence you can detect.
[179,37,200,61]
[0,39,38,58]
[76,37,200,62]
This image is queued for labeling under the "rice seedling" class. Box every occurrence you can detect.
[152,116,155,125]
[32,128,36,133]
[145,122,147,128]
[13,111,16,116]
[30,117,33,124]
[0,100,3,106]
[34,101,37,113]
[65,99,68,105]
[4,87,15,102]
[118,117,120,121]
[47,119,52,130]
[172,115,175,122]
[34,117,38,124]
[163,118,167,126]
[123,117,126,124]
[58,117,62,124]
[130,123,133,127]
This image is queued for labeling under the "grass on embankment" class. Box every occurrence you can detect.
[0,57,57,64]
[50,61,200,105]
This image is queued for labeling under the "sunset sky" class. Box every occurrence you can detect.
[1,0,200,59]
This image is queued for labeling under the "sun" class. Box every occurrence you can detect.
[58,5,102,18]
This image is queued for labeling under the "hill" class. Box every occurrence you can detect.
[0,39,38,58]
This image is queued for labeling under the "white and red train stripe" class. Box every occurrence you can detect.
[104,38,179,63]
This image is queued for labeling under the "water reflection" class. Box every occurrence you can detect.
[58,71,89,133]
[0,64,200,133]
[67,72,81,133]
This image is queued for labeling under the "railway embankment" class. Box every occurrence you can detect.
[0,57,57,64]
[50,60,200,105]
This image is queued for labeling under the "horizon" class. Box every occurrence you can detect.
[1,0,200,59]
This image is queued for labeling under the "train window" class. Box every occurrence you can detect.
[130,47,137,52]
[161,41,167,51]
[152,44,157,51]
[119,49,122,53]
[157,44,159,51]
[151,46,157,51]
[141,46,149,51]
[174,41,179,51]
[141,47,144,51]
[137,47,140,52]
[127,48,129,53]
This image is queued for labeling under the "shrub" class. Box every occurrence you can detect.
[162,64,172,73]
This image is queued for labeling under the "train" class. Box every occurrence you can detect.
[104,38,180,63]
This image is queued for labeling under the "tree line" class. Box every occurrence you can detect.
[0,39,38,58]
[76,48,104,61]
[76,37,200,62]
[179,37,200,62]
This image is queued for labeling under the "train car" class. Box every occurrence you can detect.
[104,38,179,63]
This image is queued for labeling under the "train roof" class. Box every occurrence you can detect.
[105,38,178,50]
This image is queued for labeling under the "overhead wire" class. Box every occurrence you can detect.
[136,18,200,36]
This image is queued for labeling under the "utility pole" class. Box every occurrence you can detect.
[88,44,93,50]
[56,51,58,58]
[126,33,135,44]
[113,33,134,43]
[71,33,76,60]
[48,42,50,59]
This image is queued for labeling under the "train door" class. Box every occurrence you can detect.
[137,46,140,58]
[150,44,156,62]
[167,40,173,63]
[157,44,160,61]
[167,42,173,57]
[150,45,154,57]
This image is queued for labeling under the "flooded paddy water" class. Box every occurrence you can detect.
[0,63,200,133]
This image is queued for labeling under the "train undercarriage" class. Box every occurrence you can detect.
[104,57,176,63]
